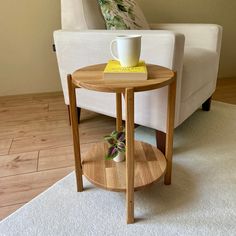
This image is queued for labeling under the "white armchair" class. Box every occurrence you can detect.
[53,0,222,153]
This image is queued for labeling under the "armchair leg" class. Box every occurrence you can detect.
[202,96,212,111]
[156,130,166,155]
[77,107,81,124]
[67,105,81,125]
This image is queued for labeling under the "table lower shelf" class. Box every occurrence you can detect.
[82,141,167,192]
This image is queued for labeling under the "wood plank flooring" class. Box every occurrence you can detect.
[0,78,236,220]
[0,92,116,220]
[212,78,236,104]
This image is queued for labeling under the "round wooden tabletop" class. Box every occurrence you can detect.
[82,141,167,192]
[72,64,175,93]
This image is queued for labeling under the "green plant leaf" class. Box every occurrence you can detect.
[104,135,116,145]
[98,0,109,5]
[117,131,125,142]
[111,130,118,137]
[107,146,118,158]
[117,142,126,152]
[117,4,127,12]
[105,154,114,160]
[104,129,126,160]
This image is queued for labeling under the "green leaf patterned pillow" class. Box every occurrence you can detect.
[98,0,150,30]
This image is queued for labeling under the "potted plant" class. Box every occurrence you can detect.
[104,130,126,162]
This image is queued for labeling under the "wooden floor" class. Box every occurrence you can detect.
[0,78,235,220]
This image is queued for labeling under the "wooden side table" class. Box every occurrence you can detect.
[67,64,176,224]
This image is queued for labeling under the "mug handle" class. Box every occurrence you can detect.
[110,39,119,61]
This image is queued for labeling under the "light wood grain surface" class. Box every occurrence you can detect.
[125,88,135,223]
[0,92,116,220]
[0,78,235,220]
[82,141,166,192]
[164,77,176,185]
[72,64,175,93]
[116,93,123,132]
[68,75,83,192]
[72,64,176,224]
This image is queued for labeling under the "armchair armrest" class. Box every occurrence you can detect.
[54,29,184,76]
[150,23,222,54]
[53,29,185,121]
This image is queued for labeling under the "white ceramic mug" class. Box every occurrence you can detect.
[110,35,141,67]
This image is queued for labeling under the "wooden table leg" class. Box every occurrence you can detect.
[125,88,135,224]
[164,77,176,185]
[116,93,123,132]
[67,75,83,192]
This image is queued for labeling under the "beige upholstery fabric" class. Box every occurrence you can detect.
[181,48,219,101]
[54,30,185,132]
[61,0,105,30]
[55,2,223,133]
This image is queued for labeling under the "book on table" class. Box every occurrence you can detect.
[103,60,148,80]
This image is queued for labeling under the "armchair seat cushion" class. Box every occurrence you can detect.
[181,48,219,101]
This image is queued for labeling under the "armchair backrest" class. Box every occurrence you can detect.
[61,0,106,30]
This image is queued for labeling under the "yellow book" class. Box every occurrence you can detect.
[103,60,147,80]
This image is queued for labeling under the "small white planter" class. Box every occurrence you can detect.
[113,152,125,162]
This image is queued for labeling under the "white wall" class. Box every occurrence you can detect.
[138,0,236,78]
[0,0,61,96]
[0,0,235,96]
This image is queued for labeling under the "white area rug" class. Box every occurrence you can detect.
[0,101,236,236]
